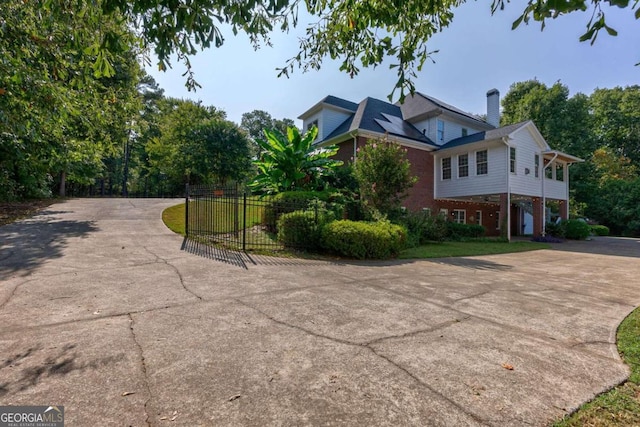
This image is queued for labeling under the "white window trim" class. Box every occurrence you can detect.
[475,210,482,226]
[453,209,466,224]
[510,146,517,175]
[441,157,452,180]
[496,211,501,230]
[439,208,448,217]
[534,154,540,179]
[476,149,488,176]
[457,153,469,179]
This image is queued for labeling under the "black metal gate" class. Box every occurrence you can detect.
[185,184,315,252]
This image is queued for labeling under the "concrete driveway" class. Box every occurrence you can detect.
[1,199,639,426]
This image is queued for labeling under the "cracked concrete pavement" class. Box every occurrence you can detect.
[1,198,639,426]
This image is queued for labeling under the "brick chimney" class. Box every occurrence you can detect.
[486,89,500,128]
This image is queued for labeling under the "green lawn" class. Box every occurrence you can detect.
[554,308,640,426]
[163,200,264,236]
[399,241,550,259]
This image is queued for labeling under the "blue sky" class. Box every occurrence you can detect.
[147,2,639,126]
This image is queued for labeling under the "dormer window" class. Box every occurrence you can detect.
[307,120,318,131]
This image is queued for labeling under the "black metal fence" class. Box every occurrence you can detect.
[185,184,319,252]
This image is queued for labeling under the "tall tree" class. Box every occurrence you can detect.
[501,80,595,158]
[27,0,634,101]
[0,0,141,200]
[590,86,640,166]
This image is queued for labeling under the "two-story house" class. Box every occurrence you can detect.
[298,90,582,239]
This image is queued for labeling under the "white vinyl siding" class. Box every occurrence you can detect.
[320,108,352,140]
[412,116,486,146]
[434,141,507,198]
[508,126,568,200]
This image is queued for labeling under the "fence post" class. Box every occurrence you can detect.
[185,184,189,238]
[242,192,247,252]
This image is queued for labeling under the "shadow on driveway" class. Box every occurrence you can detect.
[0,213,98,279]
[550,236,640,258]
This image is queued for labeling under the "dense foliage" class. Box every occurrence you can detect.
[250,127,343,195]
[354,139,417,218]
[0,0,141,199]
[321,220,407,259]
[501,81,640,236]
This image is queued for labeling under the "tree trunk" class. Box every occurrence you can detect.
[59,170,66,197]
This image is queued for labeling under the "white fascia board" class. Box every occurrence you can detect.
[542,150,584,164]
[298,101,356,120]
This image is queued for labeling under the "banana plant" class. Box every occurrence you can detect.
[249,126,343,194]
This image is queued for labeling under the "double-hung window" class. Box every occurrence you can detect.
[510,147,516,174]
[458,154,469,178]
[453,209,466,224]
[476,150,488,175]
[442,157,452,180]
[534,154,540,178]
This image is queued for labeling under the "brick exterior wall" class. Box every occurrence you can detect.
[433,199,502,237]
[334,137,504,237]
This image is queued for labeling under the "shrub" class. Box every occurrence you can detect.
[263,191,331,232]
[563,219,591,240]
[400,211,447,246]
[544,221,566,238]
[354,138,417,217]
[321,220,407,259]
[445,222,485,241]
[277,210,322,250]
[590,224,610,236]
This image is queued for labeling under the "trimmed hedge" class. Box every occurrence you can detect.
[590,224,610,236]
[263,191,332,232]
[321,220,407,259]
[277,209,333,250]
[446,222,485,240]
[564,219,591,240]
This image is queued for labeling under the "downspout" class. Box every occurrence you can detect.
[350,130,358,163]
[502,137,511,242]
[541,152,559,236]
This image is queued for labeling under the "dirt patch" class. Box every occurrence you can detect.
[0,199,56,226]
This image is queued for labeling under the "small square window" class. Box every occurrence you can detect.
[462,128,468,137]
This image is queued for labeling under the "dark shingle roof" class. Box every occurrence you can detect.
[322,97,437,147]
[322,95,359,112]
[397,93,491,127]
[439,121,530,150]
